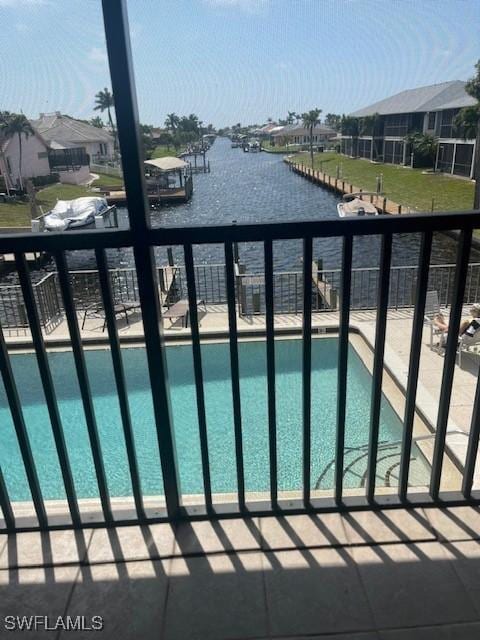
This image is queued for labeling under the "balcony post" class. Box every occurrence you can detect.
[102,0,181,519]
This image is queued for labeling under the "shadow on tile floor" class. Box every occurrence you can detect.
[1,508,480,638]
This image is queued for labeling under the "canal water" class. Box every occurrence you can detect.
[120,136,475,273]
[1,136,475,285]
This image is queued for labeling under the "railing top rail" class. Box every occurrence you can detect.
[0,210,479,253]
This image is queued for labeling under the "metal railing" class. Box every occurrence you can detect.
[0,0,479,532]
[1,214,480,531]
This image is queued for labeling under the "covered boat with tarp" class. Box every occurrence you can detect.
[42,197,111,231]
[337,193,379,218]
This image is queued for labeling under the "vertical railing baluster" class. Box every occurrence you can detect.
[184,244,213,513]
[335,235,353,504]
[430,228,473,499]
[55,251,113,523]
[264,240,278,508]
[0,466,14,531]
[16,253,81,527]
[462,368,480,498]
[225,242,245,511]
[102,0,181,518]
[366,233,392,503]
[398,232,432,501]
[95,249,145,520]
[302,237,313,505]
[0,321,47,528]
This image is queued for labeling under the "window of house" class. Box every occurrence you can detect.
[439,109,460,138]
[427,112,436,130]
[384,114,410,137]
[37,152,48,159]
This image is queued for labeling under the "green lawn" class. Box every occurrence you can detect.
[291,152,475,213]
[91,172,123,189]
[0,174,123,228]
[262,141,290,153]
[151,145,179,159]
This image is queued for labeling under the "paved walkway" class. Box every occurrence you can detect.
[2,507,480,638]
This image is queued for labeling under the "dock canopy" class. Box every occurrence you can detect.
[144,157,188,172]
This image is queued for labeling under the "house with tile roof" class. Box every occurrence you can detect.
[271,122,336,148]
[0,112,116,189]
[31,112,114,160]
[341,81,477,177]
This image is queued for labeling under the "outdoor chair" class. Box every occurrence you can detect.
[457,331,480,367]
[424,290,446,350]
[162,298,206,328]
[81,300,141,331]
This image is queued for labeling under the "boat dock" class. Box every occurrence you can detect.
[286,159,407,215]
[106,184,192,206]
[312,260,337,309]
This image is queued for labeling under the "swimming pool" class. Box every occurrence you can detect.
[0,338,430,502]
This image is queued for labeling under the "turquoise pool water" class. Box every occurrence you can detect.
[0,338,427,501]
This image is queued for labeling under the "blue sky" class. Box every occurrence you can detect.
[1,0,479,128]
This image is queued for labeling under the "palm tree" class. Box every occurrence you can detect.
[90,116,104,128]
[302,108,322,168]
[324,113,342,131]
[164,113,180,132]
[341,115,360,156]
[455,60,480,208]
[0,112,34,190]
[0,111,13,195]
[94,88,116,148]
[404,132,437,168]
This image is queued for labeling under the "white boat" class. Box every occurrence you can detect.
[43,197,110,231]
[337,193,379,218]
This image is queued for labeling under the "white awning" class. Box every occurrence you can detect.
[144,157,188,172]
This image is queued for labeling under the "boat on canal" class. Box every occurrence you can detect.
[337,193,379,218]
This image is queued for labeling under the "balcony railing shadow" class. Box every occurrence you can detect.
[2,507,480,637]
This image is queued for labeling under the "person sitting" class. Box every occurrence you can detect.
[433,303,480,346]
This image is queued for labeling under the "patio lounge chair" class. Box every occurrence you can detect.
[162,298,206,328]
[81,300,141,331]
[424,290,445,350]
[457,331,480,367]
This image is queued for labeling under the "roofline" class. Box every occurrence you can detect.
[349,80,471,118]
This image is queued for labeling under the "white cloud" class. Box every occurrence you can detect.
[15,22,29,32]
[88,46,108,65]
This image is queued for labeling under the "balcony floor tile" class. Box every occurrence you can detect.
[379,621,480,639]
[0,565,80,630]
[163,551,267,640]
[0,528,92,569]
[61,560,169,640]
[173,517,261,556]
[86,523,176,564]
[352,541,477,630]
[342,508,436,545]
[444,540,480,617]
[263,547,374,636]
[260,513,348,550]
[424,507,480,542]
